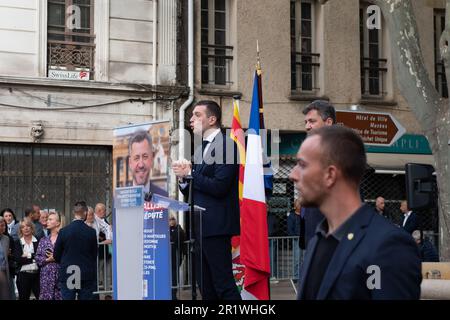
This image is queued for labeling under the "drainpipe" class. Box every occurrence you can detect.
[178,0,194,204]
[152,0,158,119]
[179,0,194,161]
[176,0,194,235]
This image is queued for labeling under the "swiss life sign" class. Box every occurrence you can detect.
[48,69,90,81]
[336,110,406,147]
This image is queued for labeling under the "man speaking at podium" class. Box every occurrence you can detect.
[172,100,241,300]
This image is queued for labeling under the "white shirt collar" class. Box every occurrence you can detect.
[144,180,151,193]
[94,214,106,224]
[203,128,221,143]
[20,236,37,245]
[132,180,151,193]
[404,211,412,217]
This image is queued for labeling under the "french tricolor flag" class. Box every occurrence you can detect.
[240,70,270,300]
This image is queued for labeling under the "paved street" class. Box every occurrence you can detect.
[178,280,297,300]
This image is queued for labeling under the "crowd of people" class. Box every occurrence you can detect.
[0,202,113,300]
[0,99,440,301]
[1,201,190,301]
[168,99,428,300]
[285,194,439,285]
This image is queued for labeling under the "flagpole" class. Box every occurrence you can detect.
[240,40,271,300]
[256,39,272,301]
[256,40,261,74]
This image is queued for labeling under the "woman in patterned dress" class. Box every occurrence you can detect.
[35,211,62,300]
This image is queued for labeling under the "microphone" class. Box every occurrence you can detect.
[144,192,153,202]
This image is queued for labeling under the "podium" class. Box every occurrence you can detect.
[113,187,199,300]
[152,192,206,300]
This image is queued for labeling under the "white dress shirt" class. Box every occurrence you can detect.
[402,211,412,227]
[178,128,221,189]
[19,237,39,272]
[93,215,113,243]
[7,221,15,235]
[202,128,221,157]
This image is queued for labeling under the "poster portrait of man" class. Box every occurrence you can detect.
[113,121,169,196]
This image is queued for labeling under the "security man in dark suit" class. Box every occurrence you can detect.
[289,126,421,299]
[400,200,418,234]
[54,201,98,300]
[299,100,367,243]
[300,100,336,249]
[375,196,393,221]
[172,100,241,300]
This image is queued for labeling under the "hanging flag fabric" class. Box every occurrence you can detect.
[230,99,246,203]
[240,70,270,300]
[230,98,246,292]
[257,71,274,198]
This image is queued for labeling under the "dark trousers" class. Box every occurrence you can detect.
[171,258,182,300]
[171,259,179,300]
[60,279,97,300]
[0,270,10,300]
[16,271,40,300]
[195,236,241,300]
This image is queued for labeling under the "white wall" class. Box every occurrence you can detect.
[0,0,39,77]
[0,0,179,145]
[0,0,178,85]
[109,0,155,83]
[0,84,174,145]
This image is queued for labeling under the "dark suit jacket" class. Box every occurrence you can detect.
[54,219,98,282]
[402,211,418,234]
[303,207,324,248]
[148,182,168,197]
[419,240,439,262]
[13,238,39,271]
[181,131,240,238]
[298,204,422,300]
[376,208,393,221]
[127,181,168,197]
[303,189,365,249]
[33,221,45,240]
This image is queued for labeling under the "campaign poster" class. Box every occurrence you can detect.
[113,121,171,300]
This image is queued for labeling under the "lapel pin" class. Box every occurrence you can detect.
[347,233,354,240]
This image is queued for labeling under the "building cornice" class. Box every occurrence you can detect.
[0,76,188,97]
[359,99,398,107]
[197,88,242,98]
[288,94,330,102]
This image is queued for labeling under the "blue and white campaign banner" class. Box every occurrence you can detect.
[142,201,171,299]
[113,186,145,300]
[113,121,171,300]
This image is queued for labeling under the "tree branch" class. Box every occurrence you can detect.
[372,0,441,135]
[440,0,450,97]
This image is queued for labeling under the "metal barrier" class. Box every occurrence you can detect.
[173,237,303,287]
[269,236,303,280]
[94,244,113,297]
[94,236,302,298]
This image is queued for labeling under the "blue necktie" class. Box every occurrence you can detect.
[202,140,210,153]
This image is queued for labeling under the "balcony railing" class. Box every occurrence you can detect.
[291,52,320,92]
[361,57,387,97]
[201,44,233,86]
[47,40,95,78]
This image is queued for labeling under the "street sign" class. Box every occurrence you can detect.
[336,110,406,146]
